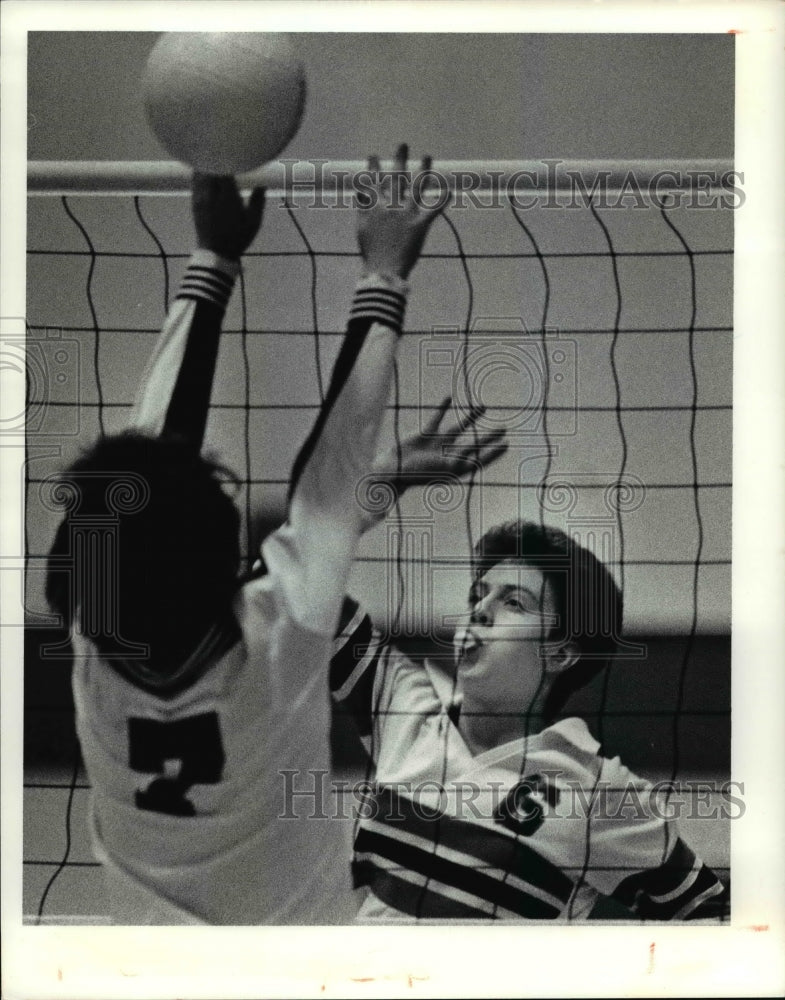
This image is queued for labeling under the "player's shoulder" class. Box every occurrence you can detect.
[368,648,449,717]
[387,647,443,697]
[537,717,600,771]
[541,716,601,756]
[540,718,649,790]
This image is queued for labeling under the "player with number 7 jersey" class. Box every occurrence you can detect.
[51,150,442,923]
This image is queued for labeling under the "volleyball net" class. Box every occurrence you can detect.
[21,158,733,921]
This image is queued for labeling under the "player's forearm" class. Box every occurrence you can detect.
[288,272,407,539]
[130,250,239,448]
[263,273,407,632]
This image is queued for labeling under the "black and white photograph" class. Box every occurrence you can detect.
[2,1,783,997]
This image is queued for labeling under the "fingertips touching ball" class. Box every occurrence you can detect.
[142,32,306,175]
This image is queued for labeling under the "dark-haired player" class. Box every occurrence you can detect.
[46,146,448,923]
[331,517,728,921]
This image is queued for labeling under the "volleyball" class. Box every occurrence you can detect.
[142,32,306,175]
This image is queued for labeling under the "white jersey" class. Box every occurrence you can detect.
[70,251,410,924]
[331,615,726,921]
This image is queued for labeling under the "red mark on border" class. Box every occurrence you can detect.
[647,942,656,975]
[749,924,769,932]
[57,969,63,982]
[727,29,741,34]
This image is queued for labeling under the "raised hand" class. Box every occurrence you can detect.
[356,143,443,279]
[359,397,508,532]
[192,172,266,261]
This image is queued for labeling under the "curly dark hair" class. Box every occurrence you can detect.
[472,519,623,722]
[45,431,240,678]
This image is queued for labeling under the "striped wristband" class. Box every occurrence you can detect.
[350,272,409,333]
[176,249,240,311]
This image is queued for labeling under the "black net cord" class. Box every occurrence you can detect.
[413,211,475,918]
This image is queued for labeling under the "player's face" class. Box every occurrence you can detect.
[455,560,559,716]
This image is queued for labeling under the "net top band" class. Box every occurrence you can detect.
[28,159,736,196]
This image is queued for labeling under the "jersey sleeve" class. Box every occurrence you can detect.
[580,754,727,920]
[131,249,239,449]
[256,274,408,638]
[609,835,728,920]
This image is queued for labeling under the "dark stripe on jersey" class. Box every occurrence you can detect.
[611,836,697,909]
[635,864,724,920]
[352,861,492,919]
[163,297,223,449]
[329,598,384,737]
[335,596,361,630]
[611,837,723,918]
[363,788,574,904]
[286,316,371,503]
[331,603,374,682]
[330,620,376,687]
[354,827,561,919]
[332,646,381,738]
[684,880,729,921]
[331,635,384,738]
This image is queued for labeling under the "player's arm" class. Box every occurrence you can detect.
[331,403,507,734]
[131,174,264,448]
[584,756,728,921]
[260,145,442,635]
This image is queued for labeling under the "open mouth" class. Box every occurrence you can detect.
[454,626,482,667]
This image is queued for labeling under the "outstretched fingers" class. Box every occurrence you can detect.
[356,144,441,278]
[421,396,454,435]
[436,403,489,441]
[393,143,409,174]
[415,153,446,218]
[422,400,500,444]
[392,144,411,206]
[454,432,508,473]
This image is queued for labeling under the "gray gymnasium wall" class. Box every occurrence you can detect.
[28,33,733,161]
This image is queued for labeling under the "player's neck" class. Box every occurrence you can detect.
[458,701,548,756]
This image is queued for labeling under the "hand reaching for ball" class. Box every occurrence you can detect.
[192,173,266,261]
[357,144,444,280]
[359,397,508,533]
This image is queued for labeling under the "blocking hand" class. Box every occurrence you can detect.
[192,173,266,261]
[360,397,508,532]
[356,143,443,280]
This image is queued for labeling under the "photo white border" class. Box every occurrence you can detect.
[2,2,783,997]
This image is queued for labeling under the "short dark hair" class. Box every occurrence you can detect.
[472,519,623,721]
[45,431,240,677]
